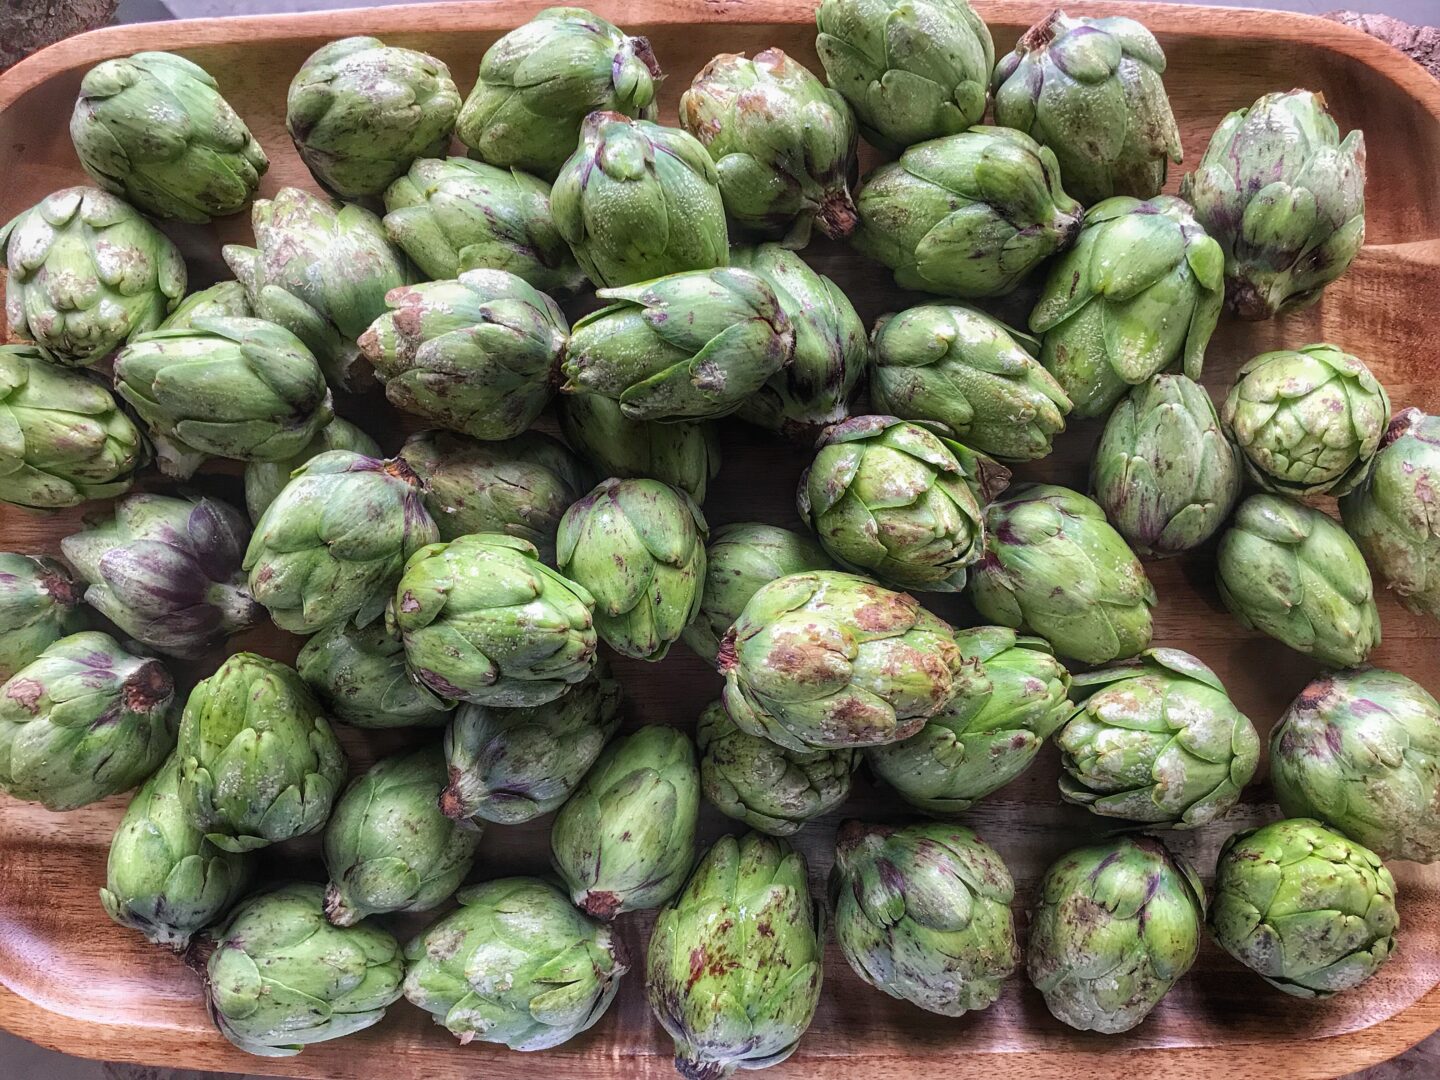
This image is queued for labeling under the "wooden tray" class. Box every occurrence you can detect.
[2,2,1440,1077]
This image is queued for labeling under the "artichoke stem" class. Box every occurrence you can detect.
[674,1050,727,1080]
[438,773,469,821]
[181,935,216,976]
[323,883,359,927]
[715,630,738,673]
[815,189,859,241]
[1227,280,1274,321]
[580,890,621,920]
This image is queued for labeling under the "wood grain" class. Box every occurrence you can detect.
[2,2,1440,1078]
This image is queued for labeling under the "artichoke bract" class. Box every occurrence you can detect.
[1223,344,1390,498]
[718,570,962,752]
[297,619,451,729]
[243,416,380,523]
[0,631,176,811]
[177,652,347,853]
[558,393,720,504]
[967,484,1156,665]
[551,724,700,918]
[992,12,1182,206]
[456,6,661,180]
[831,820,1017,1017]
[0,344,145,508]
[0,553,84,682]
[1058,648,1261,828]
[1210,819,1397,998]
[393,533,598,707]
[869,304,1070,462]
[1029,195,1224,418]
[1028,836,1204,1033]
[1216,494,1381,668]
[202,882,404,1057]
[1271,667,1440,863]
[867,626,1070,813]
[556,478,709,661]
[71,51,267,223]
[357,270,568,442]
[0,186,186,366]
[1181,89,1366,320]
[403,876,628,1049]
[287,36,461,200]
[158,281,254,330]
[61,493,262,659]
[815,0,994,151]
[647,832,822,1078]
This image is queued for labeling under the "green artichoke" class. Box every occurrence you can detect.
[831,820,1017,1016]
[1029,194,1224,418]
[287,36,461,200]
[697,700,855,836]
[455,6,661,180]
[852,127,1082,297]
[202,882,404,1057]
[1210,819,1397,998]
[647,832,822,1078]
[556,478,708,660]
[1222,344,1390,497]
[557,392,720,504]
[1057,648,1261,828]
[866,626,1070,813]
[1092,373,1241,557]
[719,570,963,752]
[297,619,451,729]
[0,553,84,682]
[159,281,254,330]
[1271,667,1440,863]
[1216,494,1380,667]
[393,533,598,707]
[0,186,186,366]
[992,12,1181,206]
[244,450,440,634]
[243,416,380,523]
[356,270,567,441]
[1181,89,1366,320]
[0,344,145,508]
[71,51,268,223]
[869,303,1070,461]
[815,0,994,151]
[100,754,251,950]
[177,652,347,853]
[403,876,628,1049]
[551,112,729,288]
[967,484,1156,665]
[1027,836,1204,1033]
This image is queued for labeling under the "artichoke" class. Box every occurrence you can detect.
[562,267,795,422]
[287,36,461,200]
[356,270,567,441]
[61,493,263,659]
[1222,344,1390,498]
[0,631,176,810]
[831,820,1018,1016]
[70,50,267,223]
[992,12,1181,206]
[243,450,440,635]
[869,303,1070,462]
[1216,494,1381,668]
[1027,836,1204,1033]
[556,478,709,660]
[1057,648,1261,828]
[866,626,1070,813]
[403,876,628,1049]
[1181,89,1366,320]
[455,6,661,180]
[392,532,598,707]
[557,392,720,504]
[202,882,404,1057]
[0,186,186,366]
[697,700,855,836]
[647,832,822,1078]
[0,344,145,508]
[718,570,963,752]
[1210,819,1397,998]
[100,754,251,950]
[1271,667,1440,864]
[1029,194,1224,418]
[814,0,994,151]
[967,484,1156,665]
[243,416,380,523]
[0,553,84,682]
[297,619,451,729]
[177,652,347,853]
[551,112,729,288]
[158,280,254,330]
[851,126,1082,297]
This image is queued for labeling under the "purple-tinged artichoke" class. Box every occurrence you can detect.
[297,619,452,730]
[0,553,84,682]
[243,416,380,524]
[557,393,720,505]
